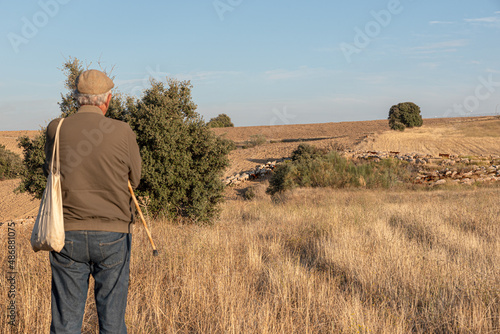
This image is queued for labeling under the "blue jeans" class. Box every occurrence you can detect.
[50,231,131,334]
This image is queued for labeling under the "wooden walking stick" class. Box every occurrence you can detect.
[128,180,158,257]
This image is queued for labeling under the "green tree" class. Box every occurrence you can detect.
[207,113,234,128]
[17,58,232,224]
[388,102,423,131]
[129,79,232,223]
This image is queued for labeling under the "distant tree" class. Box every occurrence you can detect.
[388,102,423,131]
[207,113,234,128]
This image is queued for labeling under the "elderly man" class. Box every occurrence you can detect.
[44,69,141,333]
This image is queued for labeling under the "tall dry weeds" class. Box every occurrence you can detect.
[1,185,499,333]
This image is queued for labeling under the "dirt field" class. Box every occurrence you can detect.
[0,130,39,155]
[0,179,39,222]
[1,116,499,222]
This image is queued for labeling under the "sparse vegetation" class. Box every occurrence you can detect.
[388,102,423,131]
[243,134,267,148]
[267,144,412,195]
[0,145,23,181]
[207,113,234,128]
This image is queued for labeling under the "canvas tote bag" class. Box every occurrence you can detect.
[31,118,65,252]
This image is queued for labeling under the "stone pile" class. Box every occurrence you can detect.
[344,150,500,186]
[414,165,500,185]
[224,151,500,187]
[224,158,289,186]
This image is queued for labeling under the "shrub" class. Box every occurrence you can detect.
[291,143,324,162]
[17,58,232,224]
[243,134,267,148]
[388,102,423,130]
[243,187,256,201]
[267,161,298,195]
[267,146,411,195]
[207,113,234,128]
[129,79,233,223]
[16,133,47,197]
[0,145,24,180]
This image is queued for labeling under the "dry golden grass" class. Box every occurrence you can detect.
[357,118,500,156]
[2,184,499,333]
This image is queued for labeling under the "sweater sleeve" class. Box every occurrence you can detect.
[127,127,141,189]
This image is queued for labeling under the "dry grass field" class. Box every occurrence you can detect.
[356,117,500,156]
[1,116,499,333]
[1,185,499,333]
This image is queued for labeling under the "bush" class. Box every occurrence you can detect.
[267,146,411,195]
[0,145,24,180]
[17,58,232,224]
[207,113,234,128]
[243,187,256,201]
[388,102,423,131]
[243,134,267,148]
[16,134,46,196]
[129,79,232,223]
[291,143,325,162]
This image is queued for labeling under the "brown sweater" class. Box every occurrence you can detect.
[44,106,141,233]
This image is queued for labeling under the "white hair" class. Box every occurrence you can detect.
[74,90,111,106]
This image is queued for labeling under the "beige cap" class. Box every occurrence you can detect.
[75,70,114,94]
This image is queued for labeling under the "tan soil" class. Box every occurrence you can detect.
[0,130,39,155]
[0,179,39,222]
[1,116,498,222]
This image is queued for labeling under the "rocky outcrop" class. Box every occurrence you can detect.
[344,150,500,186]
[224,159,290,186]
[224,151,500,187]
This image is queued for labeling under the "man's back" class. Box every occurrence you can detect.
[45,105,141,233]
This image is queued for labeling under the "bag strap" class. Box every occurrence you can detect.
[50,118,65,175]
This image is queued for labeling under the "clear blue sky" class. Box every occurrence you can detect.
[1,0,499,130]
